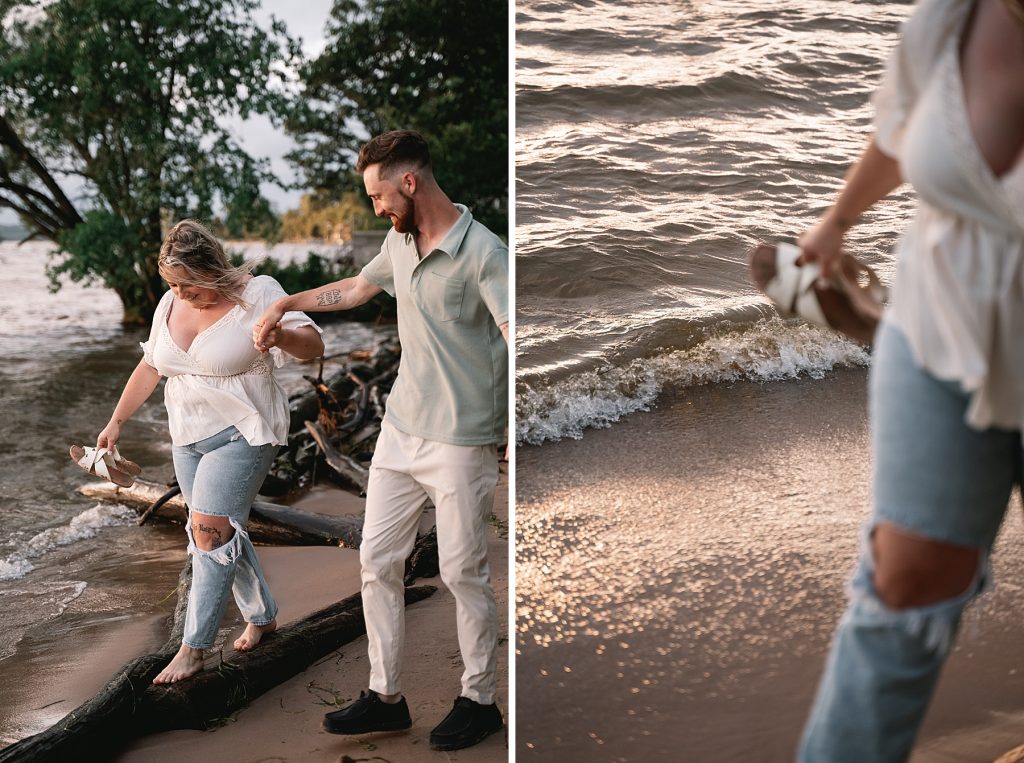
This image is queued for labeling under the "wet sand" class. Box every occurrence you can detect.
[114,470,509,762]
[516,368,1024,761]
[0,521,184,745]
[0,471,508,761]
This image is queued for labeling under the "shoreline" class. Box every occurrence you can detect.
[115,469,508,761]
[0,518,184,746]
[517,368,1024,761]
[0,470,508,761]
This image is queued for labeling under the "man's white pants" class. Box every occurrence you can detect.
[361,420,500,704]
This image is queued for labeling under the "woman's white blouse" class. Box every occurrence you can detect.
[874,0,1024,431]
[140,275,321,447]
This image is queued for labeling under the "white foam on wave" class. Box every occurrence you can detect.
[0,558,34,581]
[516,318,870,445]
[0,503,136,582]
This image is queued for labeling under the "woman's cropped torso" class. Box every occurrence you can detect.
[874,0,1024,430]
[142,275,321,446]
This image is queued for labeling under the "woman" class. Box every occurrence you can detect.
[95,220,324,685]
[796,0,1024,760]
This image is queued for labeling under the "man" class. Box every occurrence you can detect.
[255,130,508,751]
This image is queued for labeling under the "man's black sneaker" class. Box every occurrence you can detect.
[429,696,504,751]
[322,690,412,735]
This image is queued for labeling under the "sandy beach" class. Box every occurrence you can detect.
[516,368,1024,762]
[0,469,508,761]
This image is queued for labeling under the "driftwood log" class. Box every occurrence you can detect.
[82,480,439,579]
[405,527,439,585]
[136,482,181,526]
[80,479,362,548]
[276,346,400,493]
[306,420,369,492]
[0,587,436,763]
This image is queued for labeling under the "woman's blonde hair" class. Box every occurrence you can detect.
[158,220,254,309]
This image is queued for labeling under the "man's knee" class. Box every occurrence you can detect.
[191,512,234,552]
[871,522,980,610]
[360,540,405,583]
[438,545,488,591]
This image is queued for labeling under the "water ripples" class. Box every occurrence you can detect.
[516,0,916,444]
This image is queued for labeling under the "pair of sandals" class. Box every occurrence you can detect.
[69,444,142,488]
[748,242,886,346]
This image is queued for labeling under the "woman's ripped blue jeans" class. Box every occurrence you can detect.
[799,322,1022,762]
[171,426,280,650]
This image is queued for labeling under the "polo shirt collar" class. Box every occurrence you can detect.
[429,203,472,260]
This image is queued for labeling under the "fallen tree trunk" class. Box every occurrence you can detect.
[305,421,370,493]
[405,527,440,585]
[0,586,436,763]
[80,479,363,548]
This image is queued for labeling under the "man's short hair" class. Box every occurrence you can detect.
[356,130,432,178]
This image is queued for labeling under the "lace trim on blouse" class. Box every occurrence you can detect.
[159,320,273,377]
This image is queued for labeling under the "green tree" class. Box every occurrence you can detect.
[0,0,298,323]
[287,0,508,235]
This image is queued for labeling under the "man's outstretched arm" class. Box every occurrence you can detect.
[255,274,383,347]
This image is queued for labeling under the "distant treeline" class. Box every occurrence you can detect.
[206,192,388,244]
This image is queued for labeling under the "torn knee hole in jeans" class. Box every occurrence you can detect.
[852,524,991,654]
[187,517,247,564]
[869,523,984,605]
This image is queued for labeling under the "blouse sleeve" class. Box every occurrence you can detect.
[871,0,967,158]
[253,276,323,368]
[140,290,172,371]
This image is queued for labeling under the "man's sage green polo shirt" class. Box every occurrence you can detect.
[360,204,508,446]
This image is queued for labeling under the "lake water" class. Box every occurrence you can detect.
[515,0,916,445]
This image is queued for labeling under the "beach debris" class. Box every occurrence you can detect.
[0,586,436,763]
[278,341,401,494]
[305,420,369,493]
[136,482,181,526]
[80,478,363,548]
[404,527,440,585]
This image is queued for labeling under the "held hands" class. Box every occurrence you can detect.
[253,320,286,353]
[253,302,287,352]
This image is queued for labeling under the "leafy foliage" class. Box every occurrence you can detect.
[287,0,509,234]
[0,0,299,323]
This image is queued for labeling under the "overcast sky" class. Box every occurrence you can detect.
[0,0,334,226]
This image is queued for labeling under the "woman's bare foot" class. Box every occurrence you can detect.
[153,644,204,685]
[233,619,277,652]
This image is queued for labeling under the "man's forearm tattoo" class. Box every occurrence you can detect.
[195,522,224,548]
[316,289,344,307]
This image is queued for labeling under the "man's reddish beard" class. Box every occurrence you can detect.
[390,191,416,234]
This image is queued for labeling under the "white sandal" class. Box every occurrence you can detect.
[109,445,142,477]
[748,241,887,345]
[69,445,136,488]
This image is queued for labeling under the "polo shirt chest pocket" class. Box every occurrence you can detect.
[419,271,465,321]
